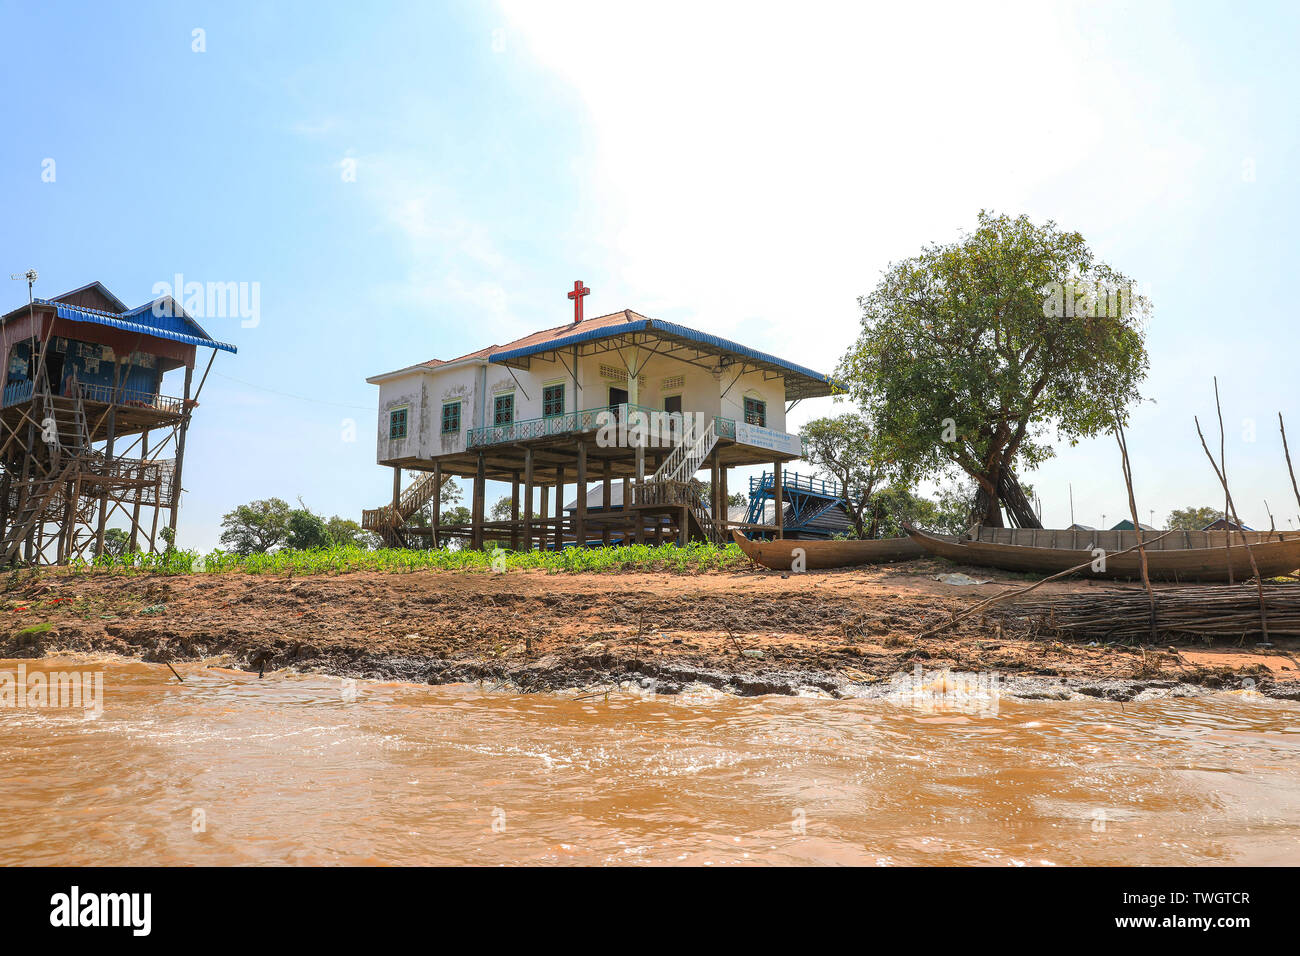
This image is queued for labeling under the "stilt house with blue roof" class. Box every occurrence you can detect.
[0,280,236,564]
[363,282,838,549]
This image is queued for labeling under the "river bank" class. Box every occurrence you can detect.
[3,561,1298,701]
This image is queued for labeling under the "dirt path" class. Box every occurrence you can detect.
[3,560,1298,700]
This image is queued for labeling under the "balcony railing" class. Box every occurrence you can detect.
[75,382,187,414]
[1,378,185,414]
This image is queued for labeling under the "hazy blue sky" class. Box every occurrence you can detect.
[3,0,1299,548]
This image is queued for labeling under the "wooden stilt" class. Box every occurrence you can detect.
[167,364,193,537]
[471,451,485,550]
[554,466,565,551]
[431,461,442,549]
[601,459,612,546]
[523,447,534,552]
[774,461,784,539]
[575,444,587,548]
[540,476,549,550]
[129,429,147,554]
[510,470,521,551]
[95,405,117,556]
[719,463,729,539]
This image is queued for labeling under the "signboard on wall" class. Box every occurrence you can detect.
[734,421,802,457]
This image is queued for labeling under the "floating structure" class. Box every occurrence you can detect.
[0,280,236,564]
[363,282,838,548]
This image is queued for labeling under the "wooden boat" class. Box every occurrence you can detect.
[901,523,1300,583]
[731,529,924,570]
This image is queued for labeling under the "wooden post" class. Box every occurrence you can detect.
[129,429,147,554]
[601,459,612,546]
[679,507,689,546]
[719,464,729,537]
[575,444,587,548]
[540,476,549,550]
[168,364,193,536]
[471,451,485,550]
[710,451,720,541]
[431,462,442,549]
[554,465,565,551]
[510,470,521,551]
[523,448,534,552]
[95,404,117,556]
[773,461,784,539]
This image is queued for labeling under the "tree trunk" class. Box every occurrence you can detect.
[970,465,1041,529]
[998,467,1042,528]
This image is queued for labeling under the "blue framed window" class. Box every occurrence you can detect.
[543,383,565,418]
[743,397,766,428]
[441,401,461,433]
[389,407,408,440]
[493,393,514,427]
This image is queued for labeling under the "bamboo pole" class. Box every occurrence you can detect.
[1281,412,1300,521]
[1195,407,1270,642]
[1113,414,1158,643]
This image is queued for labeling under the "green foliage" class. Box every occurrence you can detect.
[101,528,131,557]
[1167,505,1224,531]
[325,516,377,549]
[61,542,748,577]
[800,412,896,536]
[490,495,515,521]
[838,210,1150,519]
[219,497,291,554]
[285,509,332,550]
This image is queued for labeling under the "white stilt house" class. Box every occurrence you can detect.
[363,282,838,549]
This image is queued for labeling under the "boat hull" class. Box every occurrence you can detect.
[902,526,1300,583]
[732,530,924,570]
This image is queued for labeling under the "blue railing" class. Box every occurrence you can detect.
[2,380,33,407]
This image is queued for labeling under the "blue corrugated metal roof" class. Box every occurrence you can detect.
[488,317,840,393]
[33,299,237,353]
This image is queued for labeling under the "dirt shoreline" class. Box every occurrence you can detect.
[3,560,1298,702]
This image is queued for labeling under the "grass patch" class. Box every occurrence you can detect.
[56,542,750,577]
[16,621,53,635]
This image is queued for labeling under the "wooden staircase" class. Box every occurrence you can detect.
[1,457,80,564]
[633,420,727,544]
[361,471,450,547]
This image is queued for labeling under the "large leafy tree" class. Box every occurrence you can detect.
[839,211,1150,527]
[1167,505,1223,531]
[800,413,895,537]
[219,497,291,554]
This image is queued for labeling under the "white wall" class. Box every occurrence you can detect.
[375,349,793,463]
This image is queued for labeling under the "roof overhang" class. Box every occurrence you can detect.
[488,317,842,401]
[33,300,237,353]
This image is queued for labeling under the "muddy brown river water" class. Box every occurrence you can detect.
[2,657,1298,866]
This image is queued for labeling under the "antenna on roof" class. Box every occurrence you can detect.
[8,269,38,332]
